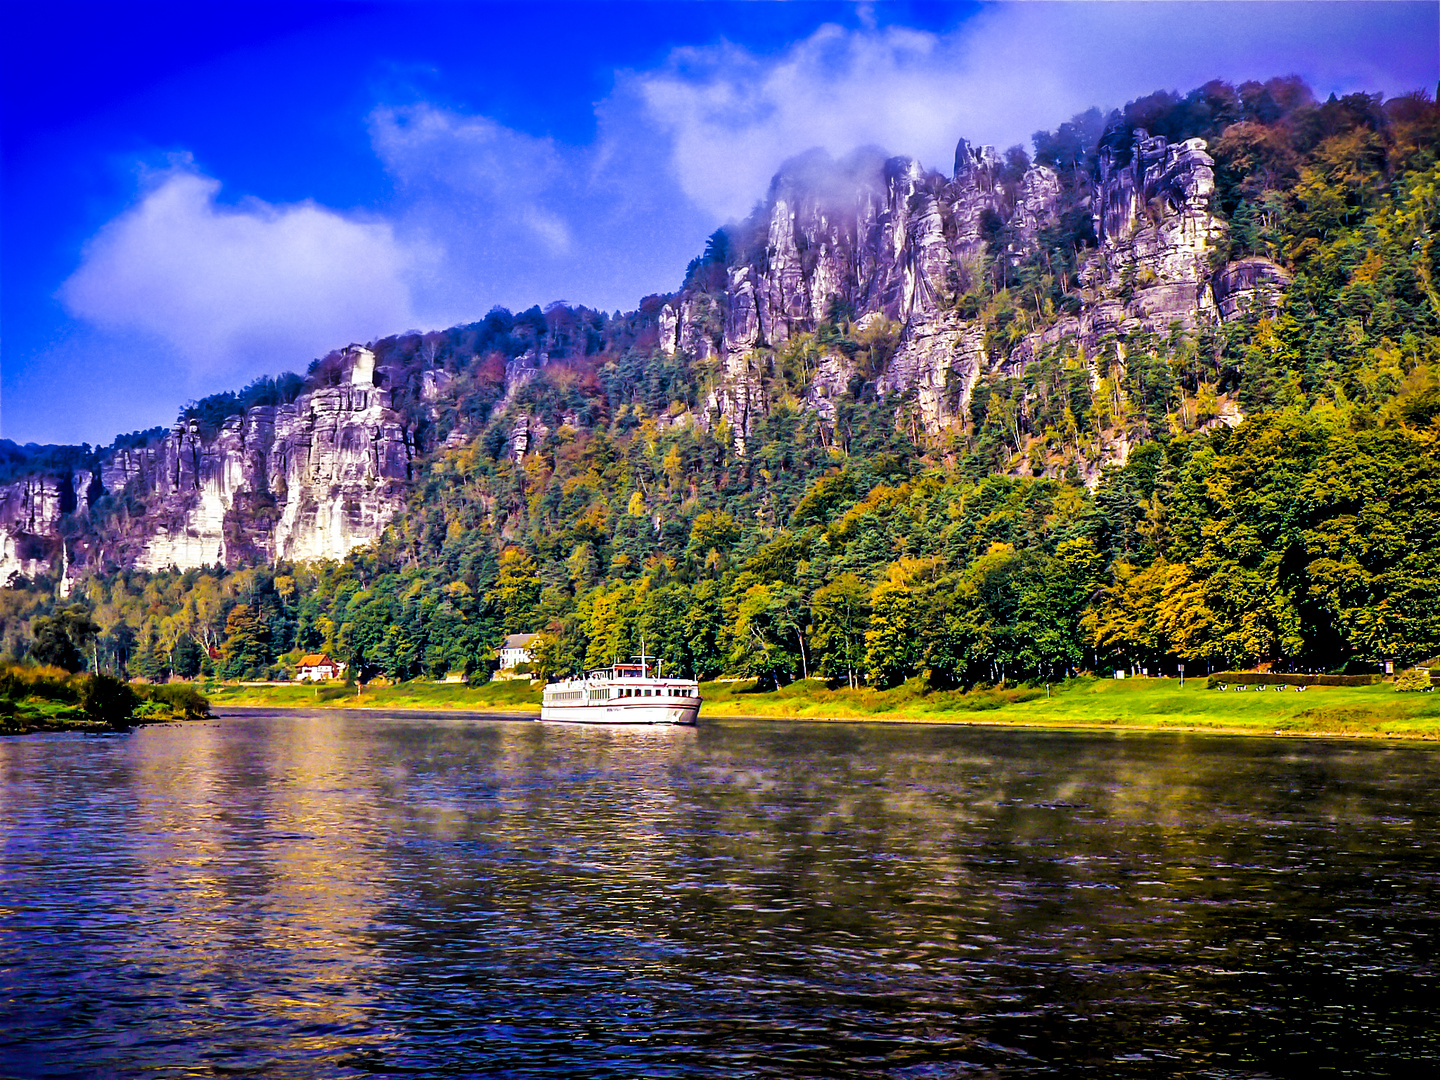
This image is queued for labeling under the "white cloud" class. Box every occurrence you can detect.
[61,169,421,379]
[55,0,1437,403]
[371,104,575,255]
[631,2,1440,221]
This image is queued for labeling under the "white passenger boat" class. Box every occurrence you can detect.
[540,654,701,725]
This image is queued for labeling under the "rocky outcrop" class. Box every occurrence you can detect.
[1,347,413,582]
[0,121,1290,581]
[1211,256,1292,320]
[664,127,1264,444]
[875,315,985,432]
[0,476,74,585]
[132,347,410,571]
[1079,131,1222,332]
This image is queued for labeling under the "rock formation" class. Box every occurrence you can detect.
[2,347,412,582]
[656,127,1253,439]
[0,122,1286,582]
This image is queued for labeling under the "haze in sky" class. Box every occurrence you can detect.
[3,1,1436,445]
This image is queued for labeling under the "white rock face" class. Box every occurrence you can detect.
[668,130,1262,447]
[0,472,94,586]
[877,315,985,431]
[93,346,414,573]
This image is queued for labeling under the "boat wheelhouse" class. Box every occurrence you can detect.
[540,657,701,725]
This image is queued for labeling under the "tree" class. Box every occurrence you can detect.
[811,573,869,688]
[582,583,637,669]
[640,584,696,678]
[173,635,205,679]
[220,604,269,680]
[729,583,801,689]
[865,579,923,688]
[30,606,99,672]
[686,511,740,572]
[682,579,730,680]
[82,673,139,729]
[528,632,564,681]
[488,548,542,632]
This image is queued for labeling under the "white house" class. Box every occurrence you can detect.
[498,633,538,669]
[296,653,345,681]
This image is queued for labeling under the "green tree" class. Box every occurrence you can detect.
[865,577,924,688]
[82,673,140,729]
[729,583,801,688]
[30,606,99,672]
[173,635,204,679]
[488,548,542,632]
[682,579,729,680]
[220,604,269,680]
[686,511,740,574]
[811,573,870,688]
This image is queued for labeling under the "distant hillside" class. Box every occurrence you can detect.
[2,77,1437,684]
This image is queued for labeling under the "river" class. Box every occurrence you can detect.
[2,711,1437,1076]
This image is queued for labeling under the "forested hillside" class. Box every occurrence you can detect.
[3,77,1438,686]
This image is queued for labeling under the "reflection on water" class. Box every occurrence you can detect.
[2,712,1438,1076]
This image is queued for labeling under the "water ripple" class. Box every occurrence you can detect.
[1,714,1438,1076]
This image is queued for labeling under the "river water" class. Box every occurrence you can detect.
[1,711,1437,1077]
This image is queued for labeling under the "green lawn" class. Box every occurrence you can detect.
[699,676,1440,739]
[204,679,542,713]
[201,675,1440,740]
[0,696,105,736]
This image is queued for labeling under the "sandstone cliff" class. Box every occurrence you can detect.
[658,128,1275,443]
[1,346,413,584]
[2,123,1289,583]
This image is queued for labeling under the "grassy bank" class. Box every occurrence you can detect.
[1,667,210,736]
[0,695,106,736]
[205,678,543,714]
[203,675,1440,740]
[702,676,1440,739]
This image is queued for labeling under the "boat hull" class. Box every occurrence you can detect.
[539,699,700,726]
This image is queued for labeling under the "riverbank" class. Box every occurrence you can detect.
[702,676,1440,739]
[0,700,112,736]
[205,678,543,714]
[1,668,209,736]
[202,676,1440,740]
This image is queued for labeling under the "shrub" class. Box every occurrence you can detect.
[1394,668,1433,692]
[135,683,212,719]
[1206,672,1383,689]
[0,665,79,704]
[82,674,140,728]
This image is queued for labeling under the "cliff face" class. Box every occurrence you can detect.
[0,346,413,583]
[658,129,1274,439]
[0,473,93,587]
[1,124,1290,583]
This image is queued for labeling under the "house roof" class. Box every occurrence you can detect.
[503,633,538,649]
[297,653,335,667]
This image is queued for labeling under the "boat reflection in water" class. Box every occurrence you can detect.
[540,652,700,725]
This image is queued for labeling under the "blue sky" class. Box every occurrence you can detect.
[3,1,1436,446]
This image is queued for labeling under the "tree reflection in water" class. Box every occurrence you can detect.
[1,713,1436,1076]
